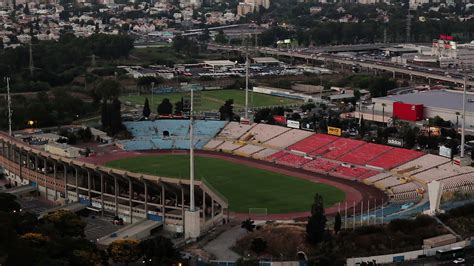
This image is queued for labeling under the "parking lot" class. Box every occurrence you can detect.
[82,212,124,241]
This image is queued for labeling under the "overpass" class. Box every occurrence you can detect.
[208,44,474,87]
[0,132,228,238]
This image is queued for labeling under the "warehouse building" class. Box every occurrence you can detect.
[371,89,474,133]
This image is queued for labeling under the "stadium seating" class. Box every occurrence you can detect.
[441,173,474,191]
[367,148,423,170]
[252,148,279,159]
[218,141,244,152]
[274,153,312,167]
[415,162,474,183]
[288,134,338,154]
[373,175,405,189]
[390,182,420,194]
[217,122,256,139]
[263,129,313,149]
[233,144,265,157]
[203,139,224,150]
[338,143,393,165]
[391,154,450,176]
[364,172,393,184]
[314,138,365,159]
[302,158,339,174]
[122,120,227,150]
[331,165,374,180]
[265,150,288,162]
[240,124,291,144]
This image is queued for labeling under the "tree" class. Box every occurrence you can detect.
[0,193,21,212]
[215,29,228,44]
[109,98,123,135]
[101,100,109,130]
[250,237,267,255]
[241,218,256,232]
[334,212,342,235]
[78,127,92,141]
[95,79,121,102]
[157,98,173,115]
[219,99,234,121]
[143,97,151,118]
[108,239,142,266]
[140,236,178,265]
[174,97,184,114]
[40,210,86,237]
[306,193,326,244]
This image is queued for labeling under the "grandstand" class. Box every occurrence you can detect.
[251,148,279,159]
[216,141,243,153]
[240,124,291,144]
[338,143,393,165]
[391,154,451,176]
[302,158,339,174]
[216,122,255,139]
[288,134,338,154]
[263,129,313,149]
[331,165,374,180]
[415,161,474,184]
[121,120,227,150]
[367,148,423,170]
[313,138,365,159]
[274,152,312,168]
[233,144,265,157]
[119,119,474,206]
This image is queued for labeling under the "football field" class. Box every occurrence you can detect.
[120,89,302,112]
[105,154,345,214]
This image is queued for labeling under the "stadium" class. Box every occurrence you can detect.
[2,118,474,239]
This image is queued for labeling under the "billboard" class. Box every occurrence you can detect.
[287,120,300,129]
[387,137,404,147]
[439,145,452,158]
[393,102,423,121]
[327,126,342,136]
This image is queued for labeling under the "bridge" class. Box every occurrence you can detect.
[0,132,228,239]
[208,44,474,87]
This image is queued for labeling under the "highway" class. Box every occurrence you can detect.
[208,44,474,87]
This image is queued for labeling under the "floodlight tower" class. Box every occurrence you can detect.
[5,77,12,136]
[189,87,195,211]
[245,35,249,119]
[461,65,467,158]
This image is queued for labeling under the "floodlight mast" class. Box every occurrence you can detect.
[189,88,195,211]
[6,77,12,136]
[245,35,249,120]
[461,64,467,158]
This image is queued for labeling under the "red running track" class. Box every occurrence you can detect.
[80,149,387,220]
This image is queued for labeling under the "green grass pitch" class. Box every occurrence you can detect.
[105,155,345,214]
[120,89,303,112]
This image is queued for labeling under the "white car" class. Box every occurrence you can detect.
[453,258,465,264]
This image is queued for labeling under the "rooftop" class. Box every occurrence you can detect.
[252,57,281,64]
[203,60,236,67]
[378,89,474,113]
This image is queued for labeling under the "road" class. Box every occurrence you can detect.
[208,44,474,87]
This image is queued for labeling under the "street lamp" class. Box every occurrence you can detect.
[381,103,386,124]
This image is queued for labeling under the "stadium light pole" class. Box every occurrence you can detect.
[461,65,467,158]
[245,35,249,120]
[189,88,195,212]
[5,77,12,136]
